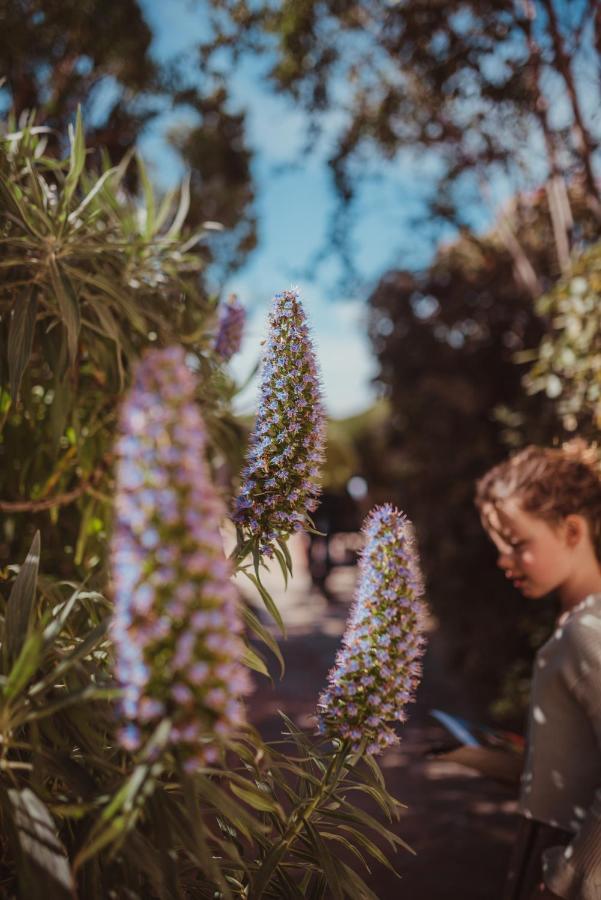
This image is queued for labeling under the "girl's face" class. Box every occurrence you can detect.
[484,499,576,599]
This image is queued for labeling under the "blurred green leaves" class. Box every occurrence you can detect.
[0,112,235,573]
[525,241,601,435]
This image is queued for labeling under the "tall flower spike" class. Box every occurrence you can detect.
[111,345,251,771]
[234,288,326,555]
[215,294,245,362]
[317,505,426,755]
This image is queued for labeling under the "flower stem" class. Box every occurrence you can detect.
[253,741,351,898]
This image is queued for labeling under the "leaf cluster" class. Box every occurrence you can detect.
[0,534,412,899]
[524,239,601,435]
[0,113,241,572]
[202,0,600,240]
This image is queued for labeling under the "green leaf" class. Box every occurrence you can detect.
[243,571,285,635]
[337,861,381,900]
[242,644,271,678]
[67,165,119,226]
[250,839,289,898]
[325,804,414,855]
[340,782,398,818]
[276,538,293,576]
[277,712,313,754]
[86,299,124,384]
[8,287,38,401]
[335,823,400,873]
[229,779,283,815]
[166,173,190,238]
[305,821,344,900]
[22,685,120,724]
[194,775,264,843]
[243,604,285,678]
[29,619,109,698]
[47,259,81,366]
[4,787,75,899]
[3,630,44,700]
[317,831,369,872]
[41,582,92,645]
[272,545,289,588]
[136,153,155,239]
[74,731,167,872]
[62,105,86,213]
[4,531,41,667]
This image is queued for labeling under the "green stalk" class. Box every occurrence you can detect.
[252,742,351,898]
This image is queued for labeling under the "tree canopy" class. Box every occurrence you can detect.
[203,0,600,271]
[0,0,256,276]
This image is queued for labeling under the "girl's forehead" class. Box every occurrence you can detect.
[482,499,531,542]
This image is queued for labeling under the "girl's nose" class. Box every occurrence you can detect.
[497,551,512,572]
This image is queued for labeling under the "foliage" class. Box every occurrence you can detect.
[203,0,601,266]
[0,115,421,898]
[0,0,256,276]
[0,532,416,899]
[0,114,239,573]
[524,240,601,435]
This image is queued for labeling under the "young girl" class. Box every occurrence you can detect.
[476,441,601,900]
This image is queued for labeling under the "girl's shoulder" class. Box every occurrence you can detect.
[554,594,601,685]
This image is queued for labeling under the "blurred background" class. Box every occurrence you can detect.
[1,1,600,894]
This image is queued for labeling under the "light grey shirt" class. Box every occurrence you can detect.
[518,593,601,899]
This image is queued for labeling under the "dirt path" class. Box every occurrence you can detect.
[239,537,519,899]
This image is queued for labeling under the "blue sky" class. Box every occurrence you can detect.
[141,0,460,416]
[136,0,464,418]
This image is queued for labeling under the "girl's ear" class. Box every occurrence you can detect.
[565,514,588,548]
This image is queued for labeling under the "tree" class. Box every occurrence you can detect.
[0,0,256,276]
[0,111,228,573]
[203,0,601,276]
[525,239,601,435]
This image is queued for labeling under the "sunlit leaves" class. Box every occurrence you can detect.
[525,242,601,434]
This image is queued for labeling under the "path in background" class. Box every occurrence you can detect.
[238,536,518,900]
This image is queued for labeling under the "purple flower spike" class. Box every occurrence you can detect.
[215,294,245,362]
[111,345,252,770]
[234,289,326,555]
[317,505,427,755]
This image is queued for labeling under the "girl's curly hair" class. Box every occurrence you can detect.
[475,440,601,560]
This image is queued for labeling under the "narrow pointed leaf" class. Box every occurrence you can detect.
[8,287,38,400]
[48,259,80,366]
[4,531,41,666]
[242,605,285,677]
[5,787,75,899]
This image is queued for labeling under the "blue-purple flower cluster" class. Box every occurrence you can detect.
[234,289,326,555]
[111,346,251,770]
[317,505,426,755]
[215,294,245,362]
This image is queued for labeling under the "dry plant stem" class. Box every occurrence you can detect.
[520,0,573,272]
[254,742,351,899]
[0,467,104,511]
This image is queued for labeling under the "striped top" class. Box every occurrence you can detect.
[518,593,601,899]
